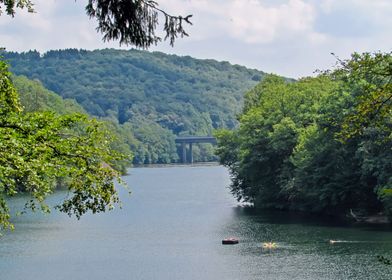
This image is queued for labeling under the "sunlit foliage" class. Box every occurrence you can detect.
[216,52,392,220]
[0,59,129,230]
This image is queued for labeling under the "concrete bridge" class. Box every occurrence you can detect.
[175,136,217,163]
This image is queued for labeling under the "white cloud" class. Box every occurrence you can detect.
[225,0,315,43]
[0,3,49,31]
[160,0,319,44]
[0,0,391,78]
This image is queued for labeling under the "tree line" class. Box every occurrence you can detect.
[4,48,265,164]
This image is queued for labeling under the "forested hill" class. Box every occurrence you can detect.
[4,49,265,164]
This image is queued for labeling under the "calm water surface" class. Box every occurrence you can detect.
[1,165,391,280]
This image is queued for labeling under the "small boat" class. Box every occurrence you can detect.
[329,240,337,244]
[222,237,239,245]
[262,242,277,249]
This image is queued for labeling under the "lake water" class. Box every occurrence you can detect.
[0,165,391,280]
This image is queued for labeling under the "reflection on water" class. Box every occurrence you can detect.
[0,165,391,280]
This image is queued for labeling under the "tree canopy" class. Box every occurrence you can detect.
[330,52,392,139]
[0,58,130,230]
[0,0,192,48]
[216,52,392,221]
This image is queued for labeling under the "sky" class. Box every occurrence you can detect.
[0,0,391,78]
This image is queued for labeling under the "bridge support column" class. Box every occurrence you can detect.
[175,136,217,164]
[189,143,193,164]
[181,142,187,163]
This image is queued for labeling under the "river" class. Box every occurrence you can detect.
[0,165,391,280]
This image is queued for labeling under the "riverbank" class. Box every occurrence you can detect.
[248,204,392,226]
[348,213,390,225]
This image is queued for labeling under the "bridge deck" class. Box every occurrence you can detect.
[175,136,217,144]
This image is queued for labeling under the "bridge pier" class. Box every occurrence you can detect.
[180,142,193,164]
[181,142,187,163]
[175,136,217,164]
[189,143,193,164]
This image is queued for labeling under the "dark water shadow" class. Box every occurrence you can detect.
[230,206,392,232]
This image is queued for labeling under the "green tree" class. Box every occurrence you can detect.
[216,75,337,207]
[217,53,391,220]
[330,52,392,139]
[0,0,192,48]
[0,59,129,230]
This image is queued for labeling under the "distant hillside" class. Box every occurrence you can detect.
[12,75,86,115]
[4,49,266,164]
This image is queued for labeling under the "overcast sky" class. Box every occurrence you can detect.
[0,0,391,78]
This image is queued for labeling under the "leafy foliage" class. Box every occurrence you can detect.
[86,0,192,48]
[330,52,392,139]
[216,52,392,220]
[0,0,33,16]
[0,58,128,230]
[4,48,265,164]
[0,0,191,48]
[12,74,133,174]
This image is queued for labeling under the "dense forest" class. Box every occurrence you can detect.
[3,49,266,164]
[216,52,392,221]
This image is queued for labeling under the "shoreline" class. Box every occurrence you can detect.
[131,162,221,168]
